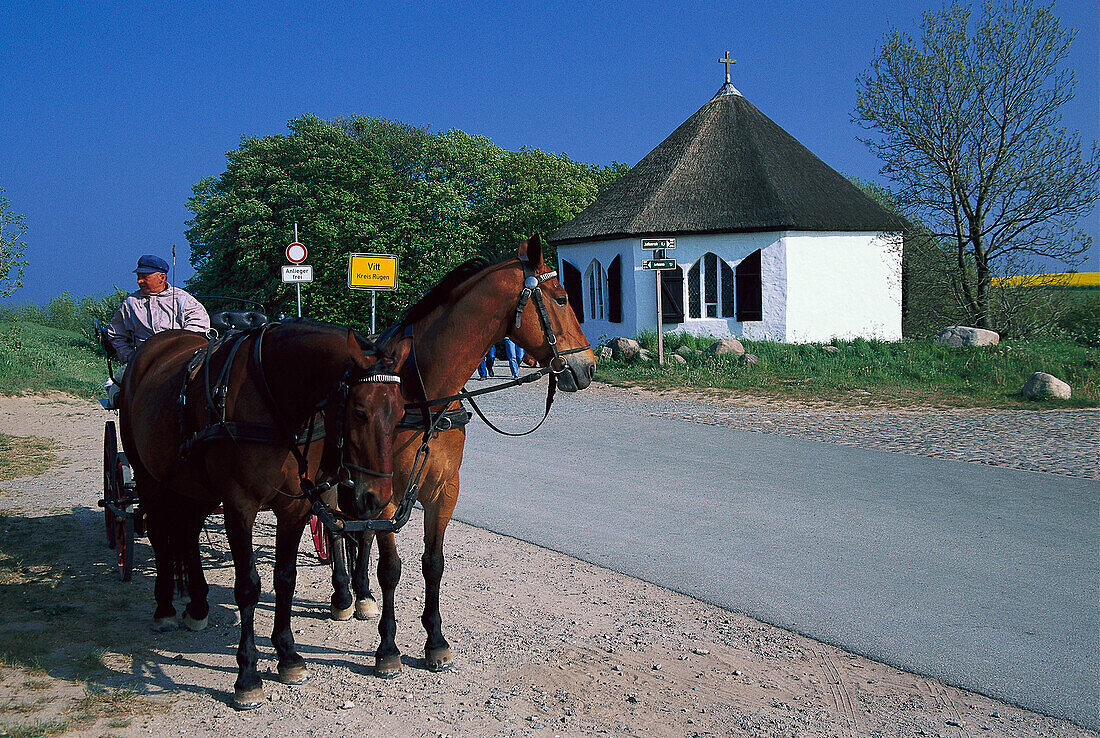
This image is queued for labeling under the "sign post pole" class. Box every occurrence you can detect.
[371,291,377,334]
[655,251,664,365]
[642,238,676,365]
[294,223,301,317]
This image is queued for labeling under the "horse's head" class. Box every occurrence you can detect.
[507,234,596,392]
[330,334,412,521]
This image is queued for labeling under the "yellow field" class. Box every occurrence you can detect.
[993,272,1100,288]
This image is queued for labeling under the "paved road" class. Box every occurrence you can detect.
[451,380,1099,729]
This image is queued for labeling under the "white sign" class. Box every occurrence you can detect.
[282,265,313,283]
[285,242,308,264]
[641,238,676,250]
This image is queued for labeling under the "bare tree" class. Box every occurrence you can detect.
[856,1,1099,330]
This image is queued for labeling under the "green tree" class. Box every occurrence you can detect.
[186,115,627,331]
[0,187,28,298]
[856,1,1100,331]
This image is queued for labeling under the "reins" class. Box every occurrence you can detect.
[179,322,408,535]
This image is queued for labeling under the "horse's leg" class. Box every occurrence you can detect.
[181,506,211,631]
[140,489,178,631]
[223,506,265,709]
[329,531,355,621]
[374,530,402,678]
[421,488,457,672]
[271,512,309,685]
[353,532,380,620]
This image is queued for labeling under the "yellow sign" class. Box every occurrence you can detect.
[348,253,399,291]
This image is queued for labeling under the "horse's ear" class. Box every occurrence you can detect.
[388,335,413,371]
[519,234,545,268]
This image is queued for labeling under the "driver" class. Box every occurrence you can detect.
[104,255,210,404]
[107,254,210,361]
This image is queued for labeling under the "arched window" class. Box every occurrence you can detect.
[585,259,605,320]
[688,252,736,319]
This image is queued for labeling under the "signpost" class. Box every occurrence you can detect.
[641,238,677,364]
[348,253,399,333]
[284,224,310,317]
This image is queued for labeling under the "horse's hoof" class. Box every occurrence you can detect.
[182,613,208,632]
[375,654,402,679]
[426,647,453,672]
[331,604,354,621]
[232,686,265,710]
[277,662,310,685]
[354,598,380,620]
[152,616,178,632]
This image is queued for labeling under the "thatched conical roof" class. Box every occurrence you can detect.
[550,84,906,245]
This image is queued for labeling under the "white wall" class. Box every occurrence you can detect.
[783,232,902,342]
[559,230,901,345]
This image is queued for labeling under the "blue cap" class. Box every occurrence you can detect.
[134,254,170,274]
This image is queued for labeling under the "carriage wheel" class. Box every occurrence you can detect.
[103,422,121,549]
[310,515,330,563]
[116,514,134,582]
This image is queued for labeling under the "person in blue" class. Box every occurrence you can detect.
[477,338,525,379]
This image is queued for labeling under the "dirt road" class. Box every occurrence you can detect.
[0,393,1093,737]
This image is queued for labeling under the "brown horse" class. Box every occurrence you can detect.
[329,234,595,676]
[119,321,410,708]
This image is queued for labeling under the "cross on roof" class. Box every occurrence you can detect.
[719,52,736,83]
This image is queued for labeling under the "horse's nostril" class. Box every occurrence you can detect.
[586,363,595,380]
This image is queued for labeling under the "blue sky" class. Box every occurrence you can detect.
[2,0,1096,305]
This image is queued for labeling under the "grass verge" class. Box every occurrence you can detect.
[596,333,1099,408]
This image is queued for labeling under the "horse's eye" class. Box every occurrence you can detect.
[354,408,369,421]
[554,296,568,306]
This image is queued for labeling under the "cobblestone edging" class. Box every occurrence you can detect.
[648,402,1099,480]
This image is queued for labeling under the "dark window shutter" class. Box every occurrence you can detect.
[687,261,701,318]
[720,259,735,317]
[735,250,763,322]
[562,260,584,324]
[608,255,622,323]
[661,266,684,324]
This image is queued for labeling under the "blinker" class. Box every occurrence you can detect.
[524,276,538,289]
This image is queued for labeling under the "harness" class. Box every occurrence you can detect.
[177,322,404,534]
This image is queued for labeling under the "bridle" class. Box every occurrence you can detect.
[512,260,590,377]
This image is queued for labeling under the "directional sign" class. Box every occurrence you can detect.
[348,253,399,291]
[286,242,308,264]
[282,265,313,283]
[641,238,676,251]
[642,258,677,270]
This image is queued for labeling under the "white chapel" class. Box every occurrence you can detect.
[549,63,906,344]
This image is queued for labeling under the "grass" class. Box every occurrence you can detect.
[0,322,105,398]
[597,331,1099,408]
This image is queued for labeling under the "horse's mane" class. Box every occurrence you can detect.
[401,257,493,326]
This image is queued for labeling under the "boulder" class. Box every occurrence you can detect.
[739,353,759,367]
[637,348,655,363]
[1021,372,1072,401]
[822,345,840,354]
[607,337,640,360]
[597,345,613,361]
[934,326,1000,348]
[668,353,687,365]
[673,345,696,359]
[705,338,746,357]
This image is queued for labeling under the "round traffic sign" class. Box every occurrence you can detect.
[286,242,307,264]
